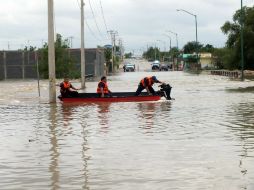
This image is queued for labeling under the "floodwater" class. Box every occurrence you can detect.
[1,59,254,190]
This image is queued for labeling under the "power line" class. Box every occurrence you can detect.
[85,19,102,42]
[90,0,109,40]
[99,0,109,37]
[75,0,102,43]
[88,0,104,39]
[76,0,81,8]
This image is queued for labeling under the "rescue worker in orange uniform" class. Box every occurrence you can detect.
[135,76,164,96]
[97,76,112,97]
[60,77,80,97]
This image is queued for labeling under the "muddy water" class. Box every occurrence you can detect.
[1,60,254,189]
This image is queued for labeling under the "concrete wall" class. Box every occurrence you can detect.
[69,48,105,77]
[0,48,105,80]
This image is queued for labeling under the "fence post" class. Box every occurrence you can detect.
[22,51,25,79]
[35,51,40,97]
[94,50,98,77]
[3,52,7,80]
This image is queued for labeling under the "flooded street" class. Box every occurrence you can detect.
[1,59,254,189]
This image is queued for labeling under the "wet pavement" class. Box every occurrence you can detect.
[0,59,254,189]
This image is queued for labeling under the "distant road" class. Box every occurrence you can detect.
[123,58,152,72]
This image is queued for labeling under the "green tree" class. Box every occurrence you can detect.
[18,46,37,52]
[170,47,180,58]
[125,52,132,59]
[104,48,112,62]
[213,48,235,69]
[183,41,203,54]
[143,47,160,60]
[200,44,215,53]
[38,34,78,79]
[221,6,254,69]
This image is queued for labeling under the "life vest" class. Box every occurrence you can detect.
[63,82,71,89]
[140,76,154,87]
[97,81,109,94]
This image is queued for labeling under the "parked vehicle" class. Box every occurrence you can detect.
[124,63,135,72]
[159,64,170,71]
[151,60,160,70]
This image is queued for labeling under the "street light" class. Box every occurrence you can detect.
[177,9,197,46]
[167,30,178,50]
[157,40,166,52]
[155,41,162,61]
[154,42,157,60]
[157,40,167,62]
[163,34,172,52]
[163,34,172,65]
[165,31,178,70]
[177,9,198,67]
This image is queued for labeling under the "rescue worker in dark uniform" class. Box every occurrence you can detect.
[97,76,112,97]
[135,76,164,96]
[60,77,80,97]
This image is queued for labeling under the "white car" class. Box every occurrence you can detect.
[124,63,135,72]
[151,60,160,70]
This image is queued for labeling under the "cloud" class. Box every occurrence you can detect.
[0,0,253,52]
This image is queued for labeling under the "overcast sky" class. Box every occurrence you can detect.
[0,0,253,54]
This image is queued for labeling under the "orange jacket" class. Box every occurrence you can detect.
[97,81,109,94]
[63,82,71,89]
[140,76,154,87]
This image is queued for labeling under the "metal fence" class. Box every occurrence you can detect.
[0,48,105,80]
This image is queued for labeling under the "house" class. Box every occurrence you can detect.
[182,53,214,70]
[199,53,213,69]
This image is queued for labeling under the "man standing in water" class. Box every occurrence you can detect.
[59,77,80,97]
[135,76,164,96]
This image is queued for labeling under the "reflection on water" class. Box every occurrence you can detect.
[49,104,60,190]
[227,101,254,180]
[137,101,172,130]
[1,70,254,189]
[96,103,111,129]
[138,102,156,129]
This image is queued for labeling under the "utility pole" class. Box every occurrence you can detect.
[81,0,86,88]
[154,43,157,60]
[118,38,123,61]
[167,30,179,70]
[108,30,114,72]
[113,32,117,68]
[167,30,178,50]
[240,0,244,81]
[48,0,56,103]
[163,34,172,52]
[69,36,74,48]
[157,40,166,62]
[163,34,172,64]
[157,40,166,52]
[108,30,117,72]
